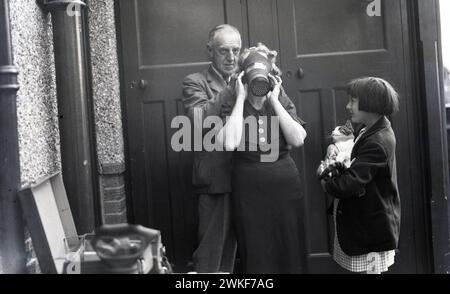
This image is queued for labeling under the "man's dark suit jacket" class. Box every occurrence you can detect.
[182,65,234,194]
[323,116,401,256]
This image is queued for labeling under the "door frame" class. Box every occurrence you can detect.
[413,0,450,273]
[396,0,449,273]
[395,0,434,273]
[114,0,448,273]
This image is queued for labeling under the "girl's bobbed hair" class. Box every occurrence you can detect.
[346,77,399,116]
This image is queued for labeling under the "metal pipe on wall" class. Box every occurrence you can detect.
[37,0,96,234]
[0,0,26,273]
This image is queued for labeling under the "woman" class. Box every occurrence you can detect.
[217,44,307,273]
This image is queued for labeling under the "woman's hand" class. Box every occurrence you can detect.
[235,71,248,102]
[267,73,282,104]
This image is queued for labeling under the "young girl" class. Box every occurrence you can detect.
[320,77,400,274]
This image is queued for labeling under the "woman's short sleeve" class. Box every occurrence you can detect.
[278,86,306,126]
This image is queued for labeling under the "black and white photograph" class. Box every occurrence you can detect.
[1,0,450,280]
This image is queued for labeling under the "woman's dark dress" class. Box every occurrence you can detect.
[222,91,307,273]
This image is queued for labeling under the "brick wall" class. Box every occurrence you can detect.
[99,162,127,224]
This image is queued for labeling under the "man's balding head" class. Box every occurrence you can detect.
[207,24,241,48]
[207,24,242,78]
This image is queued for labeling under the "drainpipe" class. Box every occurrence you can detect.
[0,0,26,273]
[37,0,96,234]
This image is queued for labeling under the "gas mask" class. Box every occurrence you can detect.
[241,49,277,97]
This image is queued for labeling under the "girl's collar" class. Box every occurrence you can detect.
[354,116,390,142]
[361,114,383,130]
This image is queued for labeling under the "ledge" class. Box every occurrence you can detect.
[36,0,86,12]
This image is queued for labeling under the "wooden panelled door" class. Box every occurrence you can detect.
[119,0,429,273]
[118,0,246,272]
[275,0,429,273]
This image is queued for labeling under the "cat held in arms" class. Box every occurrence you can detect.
[317,120,355,179]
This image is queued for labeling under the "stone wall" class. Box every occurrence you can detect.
[88,0,127,224]
[7,0,127,273]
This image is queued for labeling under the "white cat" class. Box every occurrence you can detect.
[317,121,355,178]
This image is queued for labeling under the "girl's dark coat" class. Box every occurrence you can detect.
[323,116,401,256]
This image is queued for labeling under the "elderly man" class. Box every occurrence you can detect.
[182,24,241,273]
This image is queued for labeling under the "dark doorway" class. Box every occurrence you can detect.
[118,0,430,273]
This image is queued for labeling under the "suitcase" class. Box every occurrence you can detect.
[18,172,171,274]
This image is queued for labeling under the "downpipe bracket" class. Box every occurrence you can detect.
[36,0,86,13]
